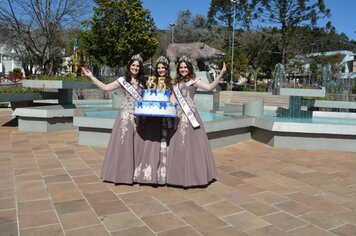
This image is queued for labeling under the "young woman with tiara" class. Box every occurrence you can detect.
[82,54,147,184]
[167,55,226,187]
[134,55,174,185]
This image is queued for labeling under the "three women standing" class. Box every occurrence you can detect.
[83,54,226,188]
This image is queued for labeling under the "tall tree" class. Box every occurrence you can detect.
[171,10,223,46]
[239,29,281,78]
[0,0,89,75]
[208,0,253,82]
[208,0,253,49]
[82,0,158,67]
[208,0,252,29]
[253,0,330,64]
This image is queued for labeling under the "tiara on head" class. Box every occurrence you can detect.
[178,55,192,63]
[156,56,169,65]
[131,54,143,62]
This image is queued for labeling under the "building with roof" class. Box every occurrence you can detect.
[0,43,22,76]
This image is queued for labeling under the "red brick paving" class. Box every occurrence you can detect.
[1,108,355,236]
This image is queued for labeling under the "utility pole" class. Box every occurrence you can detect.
[169,23,176,44]
[230,0,239,91]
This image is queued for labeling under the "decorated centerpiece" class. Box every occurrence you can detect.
[133,76,177,117]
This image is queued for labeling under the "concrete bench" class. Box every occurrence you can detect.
[313,100,356,110]
[11,80,97,132]
[13,104,76,132]
[219,91,289,108]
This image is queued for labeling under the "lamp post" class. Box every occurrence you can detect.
[68,60,73,74]
[230,0,238,91]
[169,23,176,44]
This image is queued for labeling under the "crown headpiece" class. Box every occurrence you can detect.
[131,54,143,62]
[156,56,169,65]
[178,55,192,63]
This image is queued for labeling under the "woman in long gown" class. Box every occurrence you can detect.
[82,54,146,184]
[167,56,226,187]
[134,56,174,185]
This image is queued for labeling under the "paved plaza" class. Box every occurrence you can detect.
[0,108,355,236]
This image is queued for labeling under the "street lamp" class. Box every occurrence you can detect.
[169,23,176,44]
[68,60,73,73]
[230,0,238,91]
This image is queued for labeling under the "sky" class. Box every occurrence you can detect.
[141,0,356,40]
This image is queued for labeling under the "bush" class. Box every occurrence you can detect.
[352,83,356,94]
[256,86,267,92]
[13,68,22,73]
[0,102,9,108]
[32,76,90,82]
[0,87,40,93]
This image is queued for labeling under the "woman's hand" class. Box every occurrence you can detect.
[82,67,93,78]
[218,62,227,80]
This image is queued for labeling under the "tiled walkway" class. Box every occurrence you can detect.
[0,108,356,236]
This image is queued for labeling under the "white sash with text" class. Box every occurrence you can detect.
[117,77,142,101]
[173,84,200,128]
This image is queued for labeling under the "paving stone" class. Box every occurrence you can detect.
[262,211,308,231]
[273,200,314,216]
[203,200,244,217]
[65,224,110,236]
[221,212,270,232]
[54,199,91,214]
[157,226,201,236]
[101,211,144,232]
[57,210,100,230]
[142,212,186,232]
[330,223,356,236]
[299,211,348,229]
[240,200,279,216]
[288,225,335,236]
[111,226,155,236]
[18,210,59,229]
[20,224,64,236]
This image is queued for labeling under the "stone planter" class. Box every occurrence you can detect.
[274,87,326,97]
[0,92,58,102]
[22,80,96,104]
[22,80,95,89]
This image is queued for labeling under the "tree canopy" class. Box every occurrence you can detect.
[208,0,253,29]
[0,0,89,75]
[82,0,158,67]
[253,0,331,64]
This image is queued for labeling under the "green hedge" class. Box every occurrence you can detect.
[31,76,90,82]
[0,87,41,94]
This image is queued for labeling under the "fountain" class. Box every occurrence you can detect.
[272,63,326,118]
[73,55,356,153]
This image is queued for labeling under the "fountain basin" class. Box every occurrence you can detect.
[74,109,252,148]
[73,106,356,152]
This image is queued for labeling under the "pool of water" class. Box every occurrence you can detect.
[80,102,356,126]
[84,110,118,119]
[263,115,356,126]
[200,111,230,121]
[77,104,112,108]
[83,110,230,122]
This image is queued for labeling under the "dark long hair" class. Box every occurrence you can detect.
[125,59,146,88]
[175,59,196,84]
[154,61,173,90]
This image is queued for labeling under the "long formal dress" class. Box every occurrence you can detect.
[167,82,217,187]
[134,116,170,185]
[100,79,143,184]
